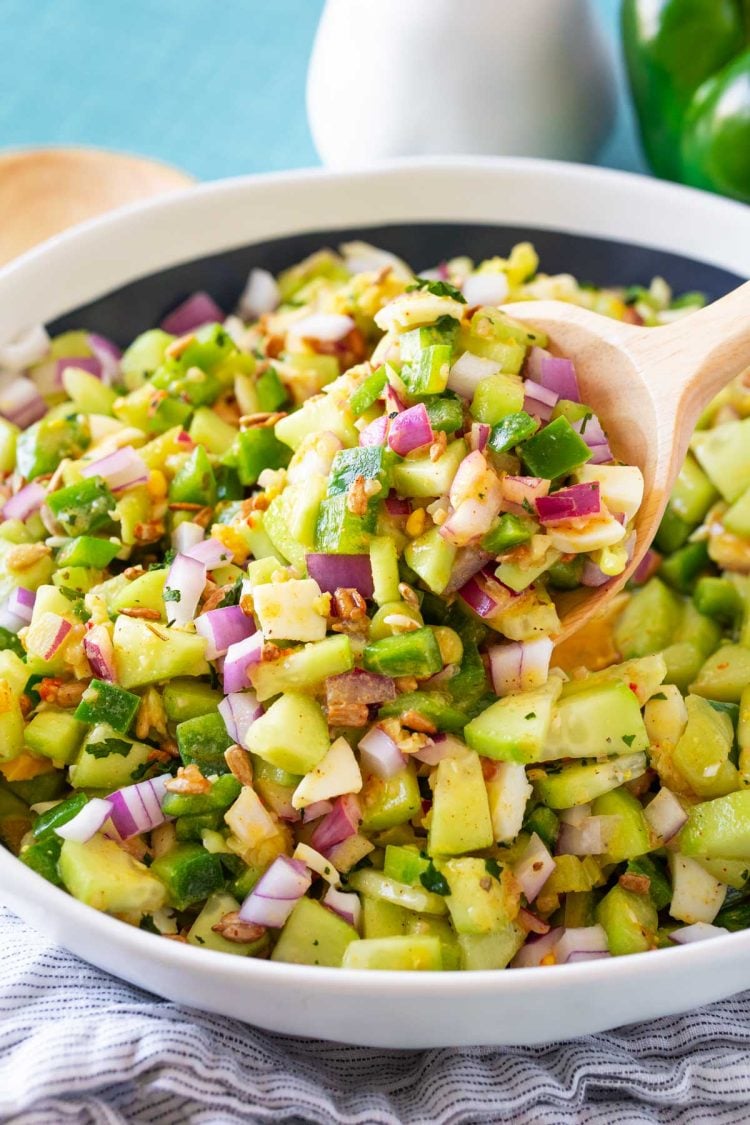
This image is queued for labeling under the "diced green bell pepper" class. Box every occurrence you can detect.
[520,416,592,479]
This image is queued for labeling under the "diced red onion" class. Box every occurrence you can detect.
[632,549,661,586]
[302,799,333,823]
[526,350,580,403]
[0,324,50,372]
[644,787,687,843]
[572,412,608,448]
[554,925,609,963]
[107,775,171,839]
[358,727,406,779]
[0,377,47,429]
[7,586,35,625]
[185,537,233,570]
[84,624,116,683]
[239,855,312,928]
[88,334,122,384]
[384,494,411,516]
[329,669,396,705]
[557,816,619,856]
[502,476,550,510]
[513,832,555,904]
[160,292,224,335]
[581,560,611,588]
[176,430,194,449]
[447,352,500,399]
[2,481,46,521]
[306,553,374,598]
[458,575,499,618]
[289,313,355,343]
[56,357,103,390]
[196,605,256,661]
[359,415,388,447]
[469,423,490,453]
[222,632,264,693]
[55,797,114,842]
[81,446,148,492]
[588,443,614,465]
[489,637,553,696]
[218,690,263,749]
[523,379,559,422]
[462,272,509,307]
[239,268,280,320]
[511,926,564,969]
[164,553,206,628]
[443,546,492,596]
[172,521,205,554]
[387,403,434,456]
[536,483,600,525]
[311,794,361,856]
[412,732,464,765]
[670,922,729,944]
[384,383,406,415]
[323,885,362,930]
[36,614,72,660]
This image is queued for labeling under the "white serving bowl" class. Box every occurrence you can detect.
[1,159,749,1048]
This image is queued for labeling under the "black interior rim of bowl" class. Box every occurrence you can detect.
[49,222,744,343]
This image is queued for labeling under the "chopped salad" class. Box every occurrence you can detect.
[0,239,744,971]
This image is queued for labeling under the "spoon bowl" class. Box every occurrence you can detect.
[503,282,750,643]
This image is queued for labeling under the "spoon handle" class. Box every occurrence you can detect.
[631,280,750,426]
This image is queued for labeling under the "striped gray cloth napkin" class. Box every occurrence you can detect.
[2,907,750,1124]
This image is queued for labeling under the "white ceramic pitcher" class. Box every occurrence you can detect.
[307,0,616,168]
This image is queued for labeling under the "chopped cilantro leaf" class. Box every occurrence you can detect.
[622,734,636,747]
[87,737,132,759]
[406,277,466,303]
[420,861,450,896]
[485,858,501,879]
[164,588,181,603]
[525,712,536,720]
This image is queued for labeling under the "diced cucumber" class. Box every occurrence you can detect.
[111,569,167,618]
[25,709,87,765]
[112,616,208,690]
[59,835,166,916]
[177,713,233,775]
[187,890,269,956]
[369,536,401,605]
[592,787,650,864]
[464,681,561,763]
[613,578,681,659]
[545,681,648,761]
[341,935,443,970]
[189,407,238,456]
[672,695,738,798]
[471,373,525,425]
[151,844,224,911]
[597,885,657,955]
[458,924,525,970]
[163,679,224,723]
[378,691,469,733]
[680,790,750,859]
[428,750,493,855]
[405,527,457,594]
[250,635,353,702]
[691,417,750,502]
[245,692,330,774]
[271,897,359,967]
[347,868,448,915]
[533,753,648,808]
[275,394,358,450]
[691,645,750,704]
[69,723,152,790]
[360,765,421,831]
[441,857,517,935]
[392,439,467,498]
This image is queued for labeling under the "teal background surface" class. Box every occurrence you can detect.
[0,0,646,180]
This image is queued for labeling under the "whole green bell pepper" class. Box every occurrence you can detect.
[622,0,750,203]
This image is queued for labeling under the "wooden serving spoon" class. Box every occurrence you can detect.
[502,281,750,644]
[0,148,193,267]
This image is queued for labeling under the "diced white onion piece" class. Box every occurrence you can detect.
[292,737,363,810]
[643,787,687,844]
[462,271,509,307]
[358,726,406,779]
[511,925,564,968]
[670,922,730,944]
[54,798,114,842]
[447,351,500,399]
[293,842,341,886]
[489,637,553,696]
[288,313,354,343]
[486,761,532,843]
[239,268,280,319]
[339,241,413,280]
[172,521,205,554]
[554,924,609,963]
[164,553,206,627]
[0,324,50,371]
[512,832,555,903]
[669,855,727,924]
[559,804,592,827]
[323,884,362,930]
